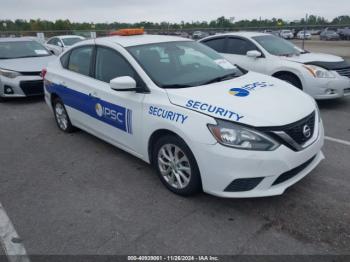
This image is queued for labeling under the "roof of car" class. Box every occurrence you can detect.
[96,34,192,47]
[0,37,39,42]
[57,35,85,39]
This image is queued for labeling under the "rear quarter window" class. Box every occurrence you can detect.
[60,52,70,68]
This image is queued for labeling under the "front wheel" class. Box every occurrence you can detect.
[276,74,302,90]
[152,135,202,196]
[53,97,76,133]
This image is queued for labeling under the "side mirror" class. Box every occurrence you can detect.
[110,76,137,91]
[246,50,262,58]
[57,42,63,47]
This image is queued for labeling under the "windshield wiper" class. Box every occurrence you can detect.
[278,53,294,57]
[161,84,194,89]
[9,55,50,59]
[202,73,237,85]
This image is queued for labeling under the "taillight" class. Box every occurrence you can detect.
[41,68,47,79]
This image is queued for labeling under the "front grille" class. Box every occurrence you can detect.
[335,67,350,78]
[257,111,316,151]
[19,80,44,96]
[272,155,316,186]
[224,177,264,192]
[283,112,315,145]
[19,71,41,76]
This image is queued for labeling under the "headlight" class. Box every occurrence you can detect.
[0,68,21,78]
[208,119,280,151]
[314,100,321,123]
[303,65,335,78]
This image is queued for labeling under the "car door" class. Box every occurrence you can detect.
[46,37,63,55]
[86,45,147,155]
[222,37,269,74]
[55,45,101,132]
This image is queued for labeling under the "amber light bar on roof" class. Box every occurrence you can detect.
[109,28,145,36]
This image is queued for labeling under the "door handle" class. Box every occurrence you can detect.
[89,92,99,99]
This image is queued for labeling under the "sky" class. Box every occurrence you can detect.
[0,0,349,23]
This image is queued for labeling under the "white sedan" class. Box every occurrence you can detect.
[43,30,324,198]
[45,35,85,55]
[0,37,55,99]
[280,30,294,39]
[200,32,350,99]
[297,31,312,40]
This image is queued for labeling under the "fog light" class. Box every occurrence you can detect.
[325,89,335,95]
[4,85,14,94]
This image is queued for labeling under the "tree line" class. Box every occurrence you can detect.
[1,15,350,32]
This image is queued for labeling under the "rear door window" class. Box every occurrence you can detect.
[202,38,226,53]
[226,38,258,55]
[67,46,93,76]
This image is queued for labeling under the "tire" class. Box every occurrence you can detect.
[275,74,302,90]
[152,135,202,196]
[52,97,76,133]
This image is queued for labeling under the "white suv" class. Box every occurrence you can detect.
[200,32,350,99]
[43,31,324,198]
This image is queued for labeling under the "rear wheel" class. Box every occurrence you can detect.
[152,135,202,196]
[275,74,302,90]
[53,97,76,133]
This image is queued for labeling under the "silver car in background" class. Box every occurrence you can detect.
[0,37,56,100]
[45,35,85,55]
[297,30,312,40]
[280,30,294,39]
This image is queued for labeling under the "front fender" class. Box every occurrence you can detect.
[140,91,217,163]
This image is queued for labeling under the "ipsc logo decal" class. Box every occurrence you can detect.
[95,103,103,117]
[229,82,274,97]
[95,103,124,123]
[229,88,250,97]
[94,102,133,134]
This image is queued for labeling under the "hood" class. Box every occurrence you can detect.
[282,52,344,64]
[166,72,315,127]
[0,55,56,72]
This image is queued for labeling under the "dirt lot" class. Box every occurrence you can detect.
[292,39,350,59]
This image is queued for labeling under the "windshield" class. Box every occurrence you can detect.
[0,40,51,59]
[62,37,83,46]
[127,41,243,88]
[253,35,300,56]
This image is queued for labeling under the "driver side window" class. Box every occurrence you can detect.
[94,46,144,87]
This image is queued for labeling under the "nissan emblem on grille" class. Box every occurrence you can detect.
[303,125,311,138]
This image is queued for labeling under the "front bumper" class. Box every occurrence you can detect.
[191,120,325,198]
[0,75,44,98]
[304,74,350,100]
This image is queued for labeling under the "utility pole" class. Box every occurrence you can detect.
[302,14,308,50]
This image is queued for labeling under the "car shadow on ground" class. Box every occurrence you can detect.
[316,97,350,110]
[1,96,44,105]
